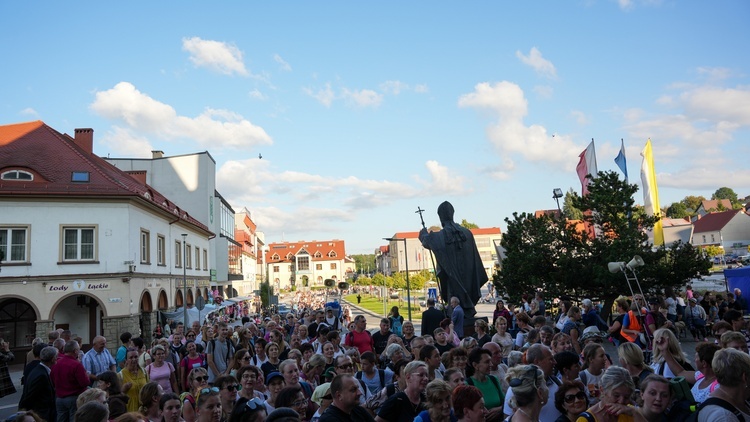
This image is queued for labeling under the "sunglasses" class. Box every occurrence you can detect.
[337,364,354,370]
[509,365,539,388]
[194,376,208,382]
[200,387,220,394]
[564,391,586,403]
[223,384,240,392]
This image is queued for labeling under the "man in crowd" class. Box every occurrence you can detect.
[335,355,372,405]
[482,341,508,393]
[19,346,58,422]
[51,341,89,422]
[207,321,236,383]
[320,374,375,422]
[421,298,444,337]
[451,297,465,338]
[116,332,132,372]
[503,344,560,421]
[82,336,116,384]
[371,319,393,358]
[345,315,374,355]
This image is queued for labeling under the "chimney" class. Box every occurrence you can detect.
[152,150,164,159]
[74,128,94,154]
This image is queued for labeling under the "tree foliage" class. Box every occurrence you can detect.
[666,202,689,219]
[351,254,376,274]
[460,219,479,229]
[563,188,584,220]
[712,187,739,206]
[496,170,711,318]
[681,195,705,213]
[259,281,273,308]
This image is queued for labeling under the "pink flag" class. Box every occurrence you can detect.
[576,140,598,196]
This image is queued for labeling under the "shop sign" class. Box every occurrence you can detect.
[46,280,111,293]
[147,281,161,288]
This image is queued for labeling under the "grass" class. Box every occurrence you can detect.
[344,294,422,320]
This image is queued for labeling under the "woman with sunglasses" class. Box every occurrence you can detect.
[213,375,240,421]
[138,382,164,422]
[229,349,251,377]
[122,348,150,413]
[159,392,184,422]
[181,368,209,422]
[504,365,548,422]
[280,359,316,420]
[553,381,588,422]
[180,341,207,392]
[275,386,308,422]
[228,397,266,422]
[195,388,222,422]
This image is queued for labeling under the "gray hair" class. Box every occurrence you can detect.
[63,340,79,354]
[508,351,524,368]
[385,343,405,359]
[601,366,635,394]
[525,344,549,365]
[40,346,58,363]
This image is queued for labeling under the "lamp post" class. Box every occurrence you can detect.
[552,188,563,215]
[384,237,411,321]
[182,233,188,326]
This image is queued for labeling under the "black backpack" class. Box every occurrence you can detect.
[355,368,386,390]
[684,397,746,422]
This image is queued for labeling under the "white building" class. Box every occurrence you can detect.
[234,208,263,297]
[691,210,750,255]
[266,240,353,290]
[0,121,212,353]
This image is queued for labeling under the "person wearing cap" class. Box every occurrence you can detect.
[684,297,708,342]
[319,374,375,422]
[644,297,674,342]
[263,372,286,414]
[310,383,333,422]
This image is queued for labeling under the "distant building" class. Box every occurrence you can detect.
[234,208,264,297]
[694,199,733,221]
[691,210,750,255]
[266,240,352,290]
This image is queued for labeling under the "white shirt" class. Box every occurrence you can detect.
[503,377,561,422]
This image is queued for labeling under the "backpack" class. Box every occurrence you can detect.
[356,369,386,390]
[685,397,746,422]
[209,338,235,366]
[179,392,196,411]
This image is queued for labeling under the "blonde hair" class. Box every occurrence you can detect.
[425,379,452,410]
[505,365,546,409]
[651,328,687,364]
[76,388,106,408]
[719,331,746,348]
[618,342,647,370]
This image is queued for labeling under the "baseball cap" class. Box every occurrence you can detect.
[322,367,337,381]
[265,371,284,385]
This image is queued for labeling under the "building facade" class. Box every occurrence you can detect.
[265,240,352,291]
[0,121,212,353]
[691,210,750,255]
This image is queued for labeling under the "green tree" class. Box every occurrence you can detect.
[460,219,479,229]
[391,272,406,290]
[704,245,723,258]
[351,254,376,274]
[681,195,705,213]
[408,272,426,291]
[372,273,387,291]
[259,281,273,308]
[712,187,739,206]
[666,202,689,219]
[497,171,710,319]
[563,188,584,220]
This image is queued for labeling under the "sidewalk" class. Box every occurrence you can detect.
[341,298,424,332]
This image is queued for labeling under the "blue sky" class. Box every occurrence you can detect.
[2,1,749,254]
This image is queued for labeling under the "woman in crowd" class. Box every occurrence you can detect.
[650,328,693,378]
[260,342,282,375]
[133,338,151,370]
[473,320,492,348]
[440,319,460,347]
[384,344,407,372]
[698,348,750,421]
[138,382,164,422]
[146,345,178,394]
[181,367,209,422]
[249,339,268,368]
[555,301,572,333]
[301,354,325,387]
[279,359,316,420]
[579,343,606,405]
[414,380,454,422]
[375,361,429,422]
[77,388,108,408]
[319,342,336,373]
[121,347,150,413]
[492,317,514,361]
[237,365,265,402]
[159,393,183,422]
[235,327,254,355]
[444,347,469,375]
[419,345,443,381]
[388,306,404,337]
[494,299,513,328]
[75,402,109,422]
[97,370,129,419]
[551,333,574,354]
[657,340,720,404]
[466,349,504,412]
[195,388,222,422]
[636,375,671,422]
[514,313,532,350]
[444,367,466,391]
[365,360,409,415]
[554,351,581,385]
[684,298,709,342]
[504,364,548,422]
[326,331,345,359]
[617,342,652,391]
[553,380,588,422]
[180,341,207,392]
[230,349,251,377]
[309,383,331,422]
[275,386,308,422]
[577,366,637,422]
[198,326,214,352]
[607,298,630,347]
[460,337,479,356]
[561,307,583,355]
[228,397,266,422]
[287,349,303,373]
[269,329,290,361]
[402,321,417,352]
[453,385,487,422]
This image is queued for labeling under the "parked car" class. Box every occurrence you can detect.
[277,304,292,315]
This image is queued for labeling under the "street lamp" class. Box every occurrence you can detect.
[384,237,411,321]
[552,188,563,215]
[182,233,188,326]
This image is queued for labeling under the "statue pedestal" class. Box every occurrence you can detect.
[462,316,488,339]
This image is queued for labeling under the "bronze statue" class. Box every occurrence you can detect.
[418,201,487,318]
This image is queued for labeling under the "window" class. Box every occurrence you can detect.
[186,244,192,269]
[298,256,310,271]
[476,238,490,248]
[711,234,715,243]
[195,247,200,271]
[0,227,29,263]
[273,265,279,273]
[314,252,322,258]
[1,170,32,181]
[480,251,492,262]
[71,171,90,182]
[702,235,706,243]
[157,235,166,265]
[330,263,337,270]
[140,230,150,264]
[316,264,322,270]
[175,240,182,268]
[62,227,96,261]
[327,251,337,258]
[203,249,208,270]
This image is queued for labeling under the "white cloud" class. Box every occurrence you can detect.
[658,167,750,190]
[91,82,272,149]
[182,37,248,76]
[273,54,292,72]
[342,88,383,108]
[421,160,467,194]
[19,107,39,117]
[680,86,750,126]
[618,0,634,10]
[99,126,154,158]
[696,67,732,81]
[458,81,582,169]
[303,83,335,107]
[516,47,557,79]
[570,110,590,125]
[248,89,267,101]
[380,80,409,95]
[533,85,554,98]
[414,84,430,94]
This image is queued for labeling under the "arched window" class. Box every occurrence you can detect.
[1,170,33,181]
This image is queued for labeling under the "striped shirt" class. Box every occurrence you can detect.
[83,347,116,377]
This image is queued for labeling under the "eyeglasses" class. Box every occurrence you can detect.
[223,384,240,392]
[241,374,256,380]
[193,376,208,382]
[337,364,354,370]
[564,391,586,403]
[509,365,539,388]
[242,356,251,361]
[292,399,309,407]
[200,387,220,394]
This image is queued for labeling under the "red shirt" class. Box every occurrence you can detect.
[50,354,90,397]
[345,330,374,354]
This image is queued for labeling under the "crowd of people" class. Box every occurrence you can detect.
[9,284,750,422]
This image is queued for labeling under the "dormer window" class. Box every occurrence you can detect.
[1,170,33,181]
[71,171,90,182]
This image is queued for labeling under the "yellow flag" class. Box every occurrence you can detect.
[640,139,664,245]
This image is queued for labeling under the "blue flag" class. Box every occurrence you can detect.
[614,138,628,182]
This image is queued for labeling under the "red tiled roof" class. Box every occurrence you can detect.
[0,120,211,234]
[470,227,502,235]
[266,239,347,263]
[693,210,741,233]
[700,199,732,212]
